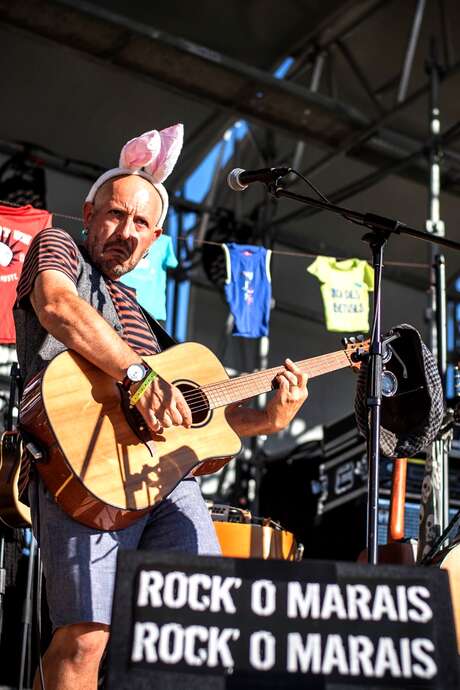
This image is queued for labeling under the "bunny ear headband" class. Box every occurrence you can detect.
[85,123,184,227]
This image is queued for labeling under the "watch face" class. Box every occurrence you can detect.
[127,363,147,383]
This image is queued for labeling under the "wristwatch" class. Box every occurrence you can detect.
[121,362,150,391]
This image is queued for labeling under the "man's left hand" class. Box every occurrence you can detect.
[264,358,308,433]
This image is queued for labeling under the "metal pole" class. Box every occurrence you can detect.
[195,130,231,244]
[172,209,183,341]
[396,0,426,103]
[19,535,36,690]
[426,38,449,533]
[291,52,326,172]
[251,334,270,517]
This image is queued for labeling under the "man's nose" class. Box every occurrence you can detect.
[118,216,135,240]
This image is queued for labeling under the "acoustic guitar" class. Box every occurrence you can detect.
[19,339,368,531]
[0,430,31,528]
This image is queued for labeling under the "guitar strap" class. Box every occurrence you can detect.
[138,305,177,351]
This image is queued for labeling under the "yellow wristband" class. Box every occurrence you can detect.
[129,369,158,406]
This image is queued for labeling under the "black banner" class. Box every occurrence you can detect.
[107,552,460,689]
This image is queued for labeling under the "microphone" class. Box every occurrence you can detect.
[227,166,291,192]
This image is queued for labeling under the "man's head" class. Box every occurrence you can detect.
[82,174,163,280]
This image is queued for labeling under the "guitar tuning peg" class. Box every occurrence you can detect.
[357,334,365,342]
[349,336,356,344]
[341,337,349,346]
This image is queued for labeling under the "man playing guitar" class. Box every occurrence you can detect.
[14,125,309,690]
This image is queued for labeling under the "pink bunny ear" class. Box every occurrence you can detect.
[119,130,161,169]
[145,123,184,183]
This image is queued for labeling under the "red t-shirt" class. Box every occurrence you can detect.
[0,204,52,344]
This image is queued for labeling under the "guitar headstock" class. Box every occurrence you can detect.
[342,335,370,371]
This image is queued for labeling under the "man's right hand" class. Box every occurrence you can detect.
[135,374,192,432]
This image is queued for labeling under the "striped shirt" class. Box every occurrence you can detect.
[17,228,160,355]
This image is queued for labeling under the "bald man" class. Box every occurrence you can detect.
[15,174,308,690]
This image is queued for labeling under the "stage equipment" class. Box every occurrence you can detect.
[209,504,302,560]
[227,166,291,192]
[201,210,255,289]
[259,170,460,565]
[0,152,47,209]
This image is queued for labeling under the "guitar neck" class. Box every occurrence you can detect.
[204,349,351,409]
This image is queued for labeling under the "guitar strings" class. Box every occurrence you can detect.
[178,353,352,412]
[189,352,348,396]
[177,351,349,404]
[141,352,354,418]
[179,353,351,408]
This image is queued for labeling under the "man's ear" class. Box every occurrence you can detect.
[83,201,95,228]
[152,227,163,243]
[143,228,163,258]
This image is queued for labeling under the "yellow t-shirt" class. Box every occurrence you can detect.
[307,256,374,332]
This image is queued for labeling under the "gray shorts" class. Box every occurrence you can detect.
[29,475,221,630]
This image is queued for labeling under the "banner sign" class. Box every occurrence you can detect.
[107,551,460,689]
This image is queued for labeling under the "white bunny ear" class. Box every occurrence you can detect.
[119,130,161,169]
[145,123,184,183]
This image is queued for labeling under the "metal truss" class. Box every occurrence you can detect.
[1,0,460,206]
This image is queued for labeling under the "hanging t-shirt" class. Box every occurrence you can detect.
[307,256,374,332]
[121,234,178,320]
[0,204,52,344]
[223,243,272,338]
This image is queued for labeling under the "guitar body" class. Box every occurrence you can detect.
[20,343,242,531]
[0,431,31,528]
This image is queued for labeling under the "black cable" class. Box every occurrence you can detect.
[289,168,331,204]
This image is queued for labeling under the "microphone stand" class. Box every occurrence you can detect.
[267,182,460,565]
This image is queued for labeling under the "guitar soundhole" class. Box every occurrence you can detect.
[175,380,212,427]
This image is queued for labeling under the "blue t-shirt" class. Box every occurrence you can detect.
[223,243,272,338]
[121,234,178,320]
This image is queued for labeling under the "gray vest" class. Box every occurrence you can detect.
[14,240,123,382]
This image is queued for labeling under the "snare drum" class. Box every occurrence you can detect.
[209,504,303,561]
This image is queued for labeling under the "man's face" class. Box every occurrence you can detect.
[83,175,163,280]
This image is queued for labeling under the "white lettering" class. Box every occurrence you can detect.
[207,626,239,668]
[251,580,276,617]
[183,625,208,666]
[188,573,211,611]
[322,635,349,675]
[346,584,372,620]
[348,635,374,676]
[287,633,321,673]
[396,586,409,622]
[372,585,399,621]
[374,637,401,677]
[131,622,159,662]
[321,585,347,620]
[210,575,241,613]
[158,622,184,664]
[163,572,188,609]
[137,570,164,607]
[287,582,320,619]
[400,637,413,677]
[249,631,276,670]
[411,639,437,679]
[407,586,433,623]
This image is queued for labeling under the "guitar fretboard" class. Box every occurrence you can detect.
[199,350,351,410]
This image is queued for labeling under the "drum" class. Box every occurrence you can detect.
[209,504,303,561]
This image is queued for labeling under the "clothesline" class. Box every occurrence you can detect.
[0,199,430,269]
